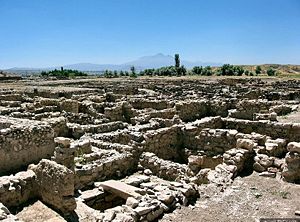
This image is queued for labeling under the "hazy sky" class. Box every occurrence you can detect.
[0,0,300,69]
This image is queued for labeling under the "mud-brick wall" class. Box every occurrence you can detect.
[0,116,55,175]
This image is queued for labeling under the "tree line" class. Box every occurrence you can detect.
[41,67,87,78]
[103,54,277,78]
[39,54,278,78]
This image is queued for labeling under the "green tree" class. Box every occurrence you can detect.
[154,68,161,76]
[234,66,244,76]
[202,66,213,76]
[139,70,145,76]
[41,68,87,78]
[103,70,109,78]
[130,66,135,74]
[130,66,137,78]
[267,68,276,76]
[104,70,113,78]
[175,54,180,68]
[41,71,48,76]
[113,70,118,78]
[178,65,187,76]
[161,66,177,76]
[255,66,262,75]
[218,64,234,76]
[142,69,154,76]
[218,64,244,76]
[192,66,203,75]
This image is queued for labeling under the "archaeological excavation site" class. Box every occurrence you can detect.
[0,77,299,222]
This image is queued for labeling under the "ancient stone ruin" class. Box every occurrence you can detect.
[0,78,299,221]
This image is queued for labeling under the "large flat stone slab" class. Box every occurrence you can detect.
[96,180,144,199]
[79,188,105,202]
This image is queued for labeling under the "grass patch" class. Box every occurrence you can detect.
[271,190,291,199]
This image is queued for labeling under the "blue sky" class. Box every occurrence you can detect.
[0,0,299,69]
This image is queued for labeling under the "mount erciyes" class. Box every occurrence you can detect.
[7,54,222,72]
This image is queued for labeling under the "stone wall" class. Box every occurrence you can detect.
[0,116,55,175]
[282,142,300,183]
[60,99,79,113]
[130,99,173,110]
[0,170,36,208]
[181,117,223,150]
[139,152,190,181]
[75,150,136,189]
[143,125,181,161]
[68,121,128,139]
[189,128,237,154]
[29,159,76,214]
[175,100,208,122]
[45,116,68,137]
[223,118,300,142]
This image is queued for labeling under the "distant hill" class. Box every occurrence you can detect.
[6,53,222,73]
[238,64,300,76]
[0,71,22,80]
[4,54,300,77]
[123,53,174,69]
[124,53,222,69]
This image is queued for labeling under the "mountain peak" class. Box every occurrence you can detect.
[154,53,169,57]
[138,53,172,60]
[7,54,222,72]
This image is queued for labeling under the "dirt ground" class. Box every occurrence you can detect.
[160,172,300,222]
